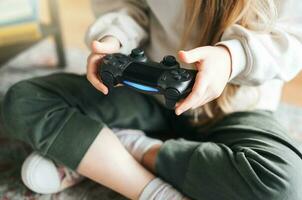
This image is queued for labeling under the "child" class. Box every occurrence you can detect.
[2,0,302,199]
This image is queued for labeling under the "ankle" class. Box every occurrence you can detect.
[142,144,161,173]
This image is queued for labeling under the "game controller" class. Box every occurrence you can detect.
[99,48,197,109]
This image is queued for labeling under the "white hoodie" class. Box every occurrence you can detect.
[86,0,302,112]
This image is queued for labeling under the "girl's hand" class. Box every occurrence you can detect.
[175,46,232,115]
[86,36,121,95]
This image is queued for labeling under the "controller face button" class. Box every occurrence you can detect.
[162,55,178,66]
[117,64,123,69]
[182,73,190,79]
[179,69,186,74]
[161,74,167,81]
[173,74,182,80]
[170,70,179,75]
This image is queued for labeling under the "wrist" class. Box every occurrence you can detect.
[142,144,161,173]
[215,39,247,82]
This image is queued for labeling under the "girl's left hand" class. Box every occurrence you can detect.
[175,46,232,115]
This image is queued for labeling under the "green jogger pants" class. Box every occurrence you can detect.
[2,73,302,200]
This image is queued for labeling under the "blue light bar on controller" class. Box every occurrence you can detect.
[123,80,159,92]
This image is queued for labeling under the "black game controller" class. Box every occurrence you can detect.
[99,48,197,109]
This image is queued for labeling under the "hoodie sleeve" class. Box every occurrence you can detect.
[85,0,149,54]
[217,0,302,85]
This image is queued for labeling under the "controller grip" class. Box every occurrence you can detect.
[101,72,115,90]
[165,88,180,109]
[165,99,177,109]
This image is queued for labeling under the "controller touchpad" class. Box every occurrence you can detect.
[123,63,164,86]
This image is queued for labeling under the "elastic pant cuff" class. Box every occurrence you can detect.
[46,113,104,170]
[155,139,199,190]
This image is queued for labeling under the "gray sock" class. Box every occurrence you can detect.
[139,178,189,200]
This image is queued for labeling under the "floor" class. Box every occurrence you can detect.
[42,0,302,106]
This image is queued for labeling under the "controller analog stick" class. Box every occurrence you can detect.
[165,88,180,98]
[130,48,147,62]
[161,55,178,68]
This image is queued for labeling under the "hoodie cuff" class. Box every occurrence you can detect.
[85,12,148,55]
[95,26,132,54]
[216,39,247,82]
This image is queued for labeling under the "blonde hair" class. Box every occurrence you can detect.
[182,0,277,122]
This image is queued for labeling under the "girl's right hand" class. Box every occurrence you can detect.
[86,36,121,95]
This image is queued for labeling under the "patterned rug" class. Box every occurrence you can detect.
[0,40,302,199]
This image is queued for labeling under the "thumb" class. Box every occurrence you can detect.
[178,47,209,64]
[91,38,120,54]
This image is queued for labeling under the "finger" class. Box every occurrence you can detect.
[175,91,200,115]
[92,40,120,54]
[175,72,207,115]
[175,99,185,108]
[178,47,210,64]
[86,54,109,94]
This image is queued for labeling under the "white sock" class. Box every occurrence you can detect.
[139,178,189,200]
[112,129,163,162]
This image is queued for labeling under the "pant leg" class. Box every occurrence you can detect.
[155,111,302,200]
[1,73,171,170]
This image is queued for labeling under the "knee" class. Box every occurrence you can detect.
[1,80,42,139]
[256,156,302,200]
[278,160,302,200]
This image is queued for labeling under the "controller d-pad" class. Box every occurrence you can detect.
[106,55,114,60]
[103,56,114,65]
[117,60,127,68]
[119,57,128,64]
[170,70,179,75]
[111,60,118,66]
[105,56,118,62]
[115,54,124,59]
